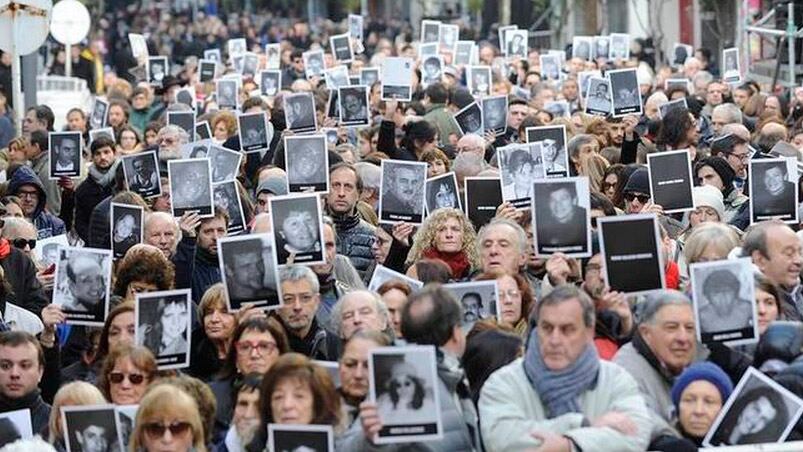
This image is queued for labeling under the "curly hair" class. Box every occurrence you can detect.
[212,110,238,138]
[405,208,480,269]
[112,244,175,298]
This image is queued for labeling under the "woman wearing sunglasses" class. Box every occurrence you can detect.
[98,343,157,405]
[131,383,207,452]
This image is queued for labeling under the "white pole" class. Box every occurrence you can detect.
[65,43,72,77]
[10,16,22,137]
[788,2,796,88]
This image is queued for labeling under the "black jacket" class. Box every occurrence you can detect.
[74,175,115,243]
[0,390,51,435]
[0,245,48,317]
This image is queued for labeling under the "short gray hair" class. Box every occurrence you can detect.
[635,290,692,326]
[156,124,190,145]
[477,218,528,256]
[278,265,319,293]
[567,134,597,161]
[1,217,36,239]
[712,103,742,125]
[532,285,595,328]
[330,290,390,338]
[354,162,380,192]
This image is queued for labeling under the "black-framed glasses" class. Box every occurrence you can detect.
[11,238,35,250]
[623,193,650,204]
[109,372,145,385]
[143,421,191,439]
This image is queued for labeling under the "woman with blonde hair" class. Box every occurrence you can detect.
[130,384,207,452]
[405,208,479,280]
[47,382,106,449]
[189,283,236,381]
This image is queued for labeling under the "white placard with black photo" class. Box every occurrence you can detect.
[283,92,318,134]
[418,42,438,59]
[110,203,143,260]
[116,405,138,451]
[195,121,212,141]
[444,280,499,330]
[497,25,517,51]
[609,33,631,60]
[379,160,427,225]
[381,57,414,101]
[658,97,688,119]
[303,49,325,79]
[647,149,694,213]
[421,20,441,44]
[532,177,592,258]
[609,68,643,117]
[578,70,602,102]
[505,29,528,60]
[34,234,68,269]
[369,345,443,444]
[482,95,508,136]
[690,258,759,345]
[664,78,691,93]
[584,76,612,116]
[499,143,544,209]
[572,36,593,61]
[749,157,799,224]
[704,367,803,447]
[175,87,196,110]
[227,38,246,58]
[722,47,742,84]
[453,101,483,136]
[454,40,474,65]
[216,78,239,110]
[269,193,326,266]
[285,134,329,193]
[53,246,112,326]
[241,52,259,78]
[421,55,443,88]
[122,151,161,198]
[180,141,211,160]
[204,48,221,64]
[269,424,334,452]
[135,289,192,369]
[259,70,281,97]
[265,43,281,69]
[465,177,503,231]
[539,53,561,82]
[168,158,214,218]
[198,59,216,83]
[213,180,246,234]
[238,111,270,153]
[368,265,423,293]
[208,145,241,183]
[90,98,108,129]
[167,111,195,137]
[338,85,370,127]
[330,32,354,64]
[146,56,168,87]
[218,233,280,311]
[598,214,665,295]
[672,43,694,67]
[544,101,570,119]
[526,125,569,178]
[62,405,121,452]
[593,36,610,60]
[425,172,461,214]
[324,65,350,90]
[438,23,459,55]
[0,408,32,443]
[128,33,148,63]
[49,132,82,179]
[360,67,379,87]
[467,66,491,97]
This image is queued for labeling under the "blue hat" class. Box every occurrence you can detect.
[670,362,733,410]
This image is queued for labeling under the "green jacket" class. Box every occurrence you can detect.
[423,103,460,146]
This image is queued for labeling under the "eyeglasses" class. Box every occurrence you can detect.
[728,152,749,162]
[11,238,35,250]
[109,372,145,385]
[143,421,191,439]
[16,190,38,199]
[623,193,650,204]
[235,340,277,355]
[389,378,414,389]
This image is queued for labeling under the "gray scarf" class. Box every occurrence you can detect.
[88,160,119,187]
[522,328,600,418]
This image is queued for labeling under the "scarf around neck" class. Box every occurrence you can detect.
[422,247,471,279]
[88,160,120,187]
[522,328,600,419]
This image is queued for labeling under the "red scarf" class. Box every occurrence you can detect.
[422,247,471,279]
[0,239,10,260]
[665,260,680,290]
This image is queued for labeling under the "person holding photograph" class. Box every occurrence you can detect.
[62,252,107,318]
[383,164,424,214]
[47,382,106,451]
[330,291,391,343]
[754,161,796,218]
[476,272,534,339]
[405,208,480,280]
[338,331,392,429]
[710,384,789,445]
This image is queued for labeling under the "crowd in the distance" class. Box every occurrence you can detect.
[2,3,803,452]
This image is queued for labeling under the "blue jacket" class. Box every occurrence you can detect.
[7,166,65,239]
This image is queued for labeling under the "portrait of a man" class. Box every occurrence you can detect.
[221,236,278,308]
[126,153,160,198]
[383,164,424,213]
[753,161,796,219]
[52,135,79,175]
[536,181,588,252]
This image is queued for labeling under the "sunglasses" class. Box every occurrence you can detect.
[390,378,414,389]
[144,421,191,439]
[623,193,650,204]
[11,238,35,250]
[109,372,145,385]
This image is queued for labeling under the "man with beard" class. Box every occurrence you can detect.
[155,125,190,173]
[222,238,276,305]
[63,253,106,319]
[173,209,226,303]
[219,375,262,451]
[74,137,118,242]
[382,165,423,214]
[325,164,375,277]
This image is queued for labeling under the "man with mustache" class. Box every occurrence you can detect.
[382,166,422,214]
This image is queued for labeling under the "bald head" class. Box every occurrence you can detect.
[457,133,486,158]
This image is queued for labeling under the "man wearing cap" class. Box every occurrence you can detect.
[254,174,287,215]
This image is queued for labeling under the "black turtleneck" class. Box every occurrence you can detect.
[0,388,51,434]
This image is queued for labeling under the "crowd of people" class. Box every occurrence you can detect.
[0,3,803,452]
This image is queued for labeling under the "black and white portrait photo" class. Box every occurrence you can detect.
[369,345,443,444]
[499,143,544,209]
[749,158,799,224]
[454,102,483,136]
[597,214,665,295]
[454,40,474,65]
[593,36,610,60]
[367,265,424,293]
[174,87,195,109]
[421,55,443,88]
[526,125,569,178]
[90,98,108,129]
[324,65,350,90]
[425,172,461,214]
[438,24,459,55]
[115,405,137,451]
[61,405,121,452]
[285,135,329,193]
[482,95,508,135]
[167,111,195,137]
[213,180,246,234]
[418,42,438,58]
[647,149,694,213]
[88,127,115,148]
[464,177,503,231]
[578,70,602,102]
[609,33,631,60]
[444,281,498,329]
[204,48,221,63]
[704,368,803,447]
[269,193,326,265]
[467,66,491,97]
[421,20,441,44]
[53,246,112,326]
[690,258,758,345]
[241,52,259,78]
[283,92,318,134]
[360,67,379,87]
[330,32,353,63]
[238,111,270,153]
[122,151,161,198]
[609,68,643,117]
[584,76,612,116]
[218,233,280,311]
[672,43,694,67]
[35,234,68,269]
[198,59,216,83]
[168,158,214,217]
[658,97,688,119]
[303,49,325,79]
[381,57,414,102]
[505,29,527,60]
[722,47,741,84]
[532,177,592,257]
[338,85,370,127]
[228,38,246,58]
[196,121,212,141]
[181,140,210,160]
[259,70,281,97]
[270,424,334,452]
[379,160,427,225]
[216,79,239,110]
[110,203,143,260]
[135,289,192,369]
[539,54,561,81]
[572,36,593,61]
[208,145,241,183]
[49,132,82,179]
[0,408,33,445]
[265,43,281,69]
[146,56,168,87]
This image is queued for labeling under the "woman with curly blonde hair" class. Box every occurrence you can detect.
[405,208,479,280]
[211,110,238,144]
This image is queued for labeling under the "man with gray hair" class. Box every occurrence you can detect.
[567,134,599,175]
[277,265,337,360]
[144,212,180,259]
[710,103,743,136]
[330,290,390,341]
[477,218,528,278]
[354,162,381,210]
[614,290,698,439]
[156,124,190,167]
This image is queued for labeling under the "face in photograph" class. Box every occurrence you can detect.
[114,214,136,242]
[291,140,324,182]
[763,164,788,196]
[433,182,456,210]
[56,137,79,169]
[263,75,278,95]
[132,157,155,183]
[390,166,422,207]
[508,150,534,193]
[66,254,106,312]
[722,386,788,445]
[461,110,481,133]
[220,82,236,104]
[281,210,319,252]
[548,185,578,224]
[461,292,482,323]
[228,248,266,298]
[160,297,188,353]
[307,55,323,75]
[244,127,264,146]
[484,100,504,127]
[75,422,110,452]
[376,358,434,425]
[150,61,165,81]
[343,92,365,119]
[174,165,208,206]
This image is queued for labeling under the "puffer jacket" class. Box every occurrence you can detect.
[330,210,376,278]
[7,166,65,239]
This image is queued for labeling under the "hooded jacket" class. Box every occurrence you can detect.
[7,166,65,239]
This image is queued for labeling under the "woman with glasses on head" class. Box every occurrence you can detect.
[98,343,157,405]
[131,384,207,452]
